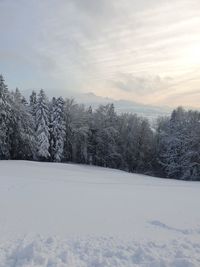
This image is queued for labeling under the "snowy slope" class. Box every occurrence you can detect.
[0,161,200,266]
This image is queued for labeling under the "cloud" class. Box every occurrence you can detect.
[113,74,173,95]
[71,0,115,18]
[0,0,200,107]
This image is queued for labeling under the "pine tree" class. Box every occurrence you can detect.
[10,88,36,159]
[155,107,197,179]
[50,97,65,162]
[0,75,12,159]
[156,110,183,178]
[29,90,37,124]
[35,89,50,160]
[180,110,200,180]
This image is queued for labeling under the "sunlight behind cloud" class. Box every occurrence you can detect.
[0,0,200,107]
[185,43,200,66]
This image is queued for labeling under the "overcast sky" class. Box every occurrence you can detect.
[0,0,200,107]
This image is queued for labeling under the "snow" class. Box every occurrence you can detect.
[1,236,200,267]
[0,160,200,266]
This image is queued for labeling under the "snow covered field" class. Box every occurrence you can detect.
[0,161,200,266]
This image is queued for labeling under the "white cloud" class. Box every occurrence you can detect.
[0,0,200,107]
[113,74,173,94]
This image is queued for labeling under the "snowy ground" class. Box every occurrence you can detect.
[0,161,200,266]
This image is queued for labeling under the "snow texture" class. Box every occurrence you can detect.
[1,236,200,267]
[0,161,200,266]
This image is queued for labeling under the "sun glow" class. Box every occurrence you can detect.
[185,43,200,66]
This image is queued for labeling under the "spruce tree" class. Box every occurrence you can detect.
[50,97,65,162]
[0,75,12,159]
[35,89,50,160]
[11,88,36,159]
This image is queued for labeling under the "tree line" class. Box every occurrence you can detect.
[0,75,200,180]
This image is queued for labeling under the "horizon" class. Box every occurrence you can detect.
[1,0,200,108]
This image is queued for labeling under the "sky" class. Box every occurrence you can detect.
[0,0,200,107]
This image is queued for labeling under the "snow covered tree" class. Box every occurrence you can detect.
[50,97,65,162]
[155,108,185,178]
[0,75,12,159]
[118,113,153,173]
[35,89,50,160]
[134,119,154,173]
[63,99,90,163]
[1,74,200,180]
[155,107,200,180]
[29,90,37,125]
[10,88,36,159]
[93,104,122,168]
[180,110,200,180]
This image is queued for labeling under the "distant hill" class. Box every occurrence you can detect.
[76,92,171,121]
